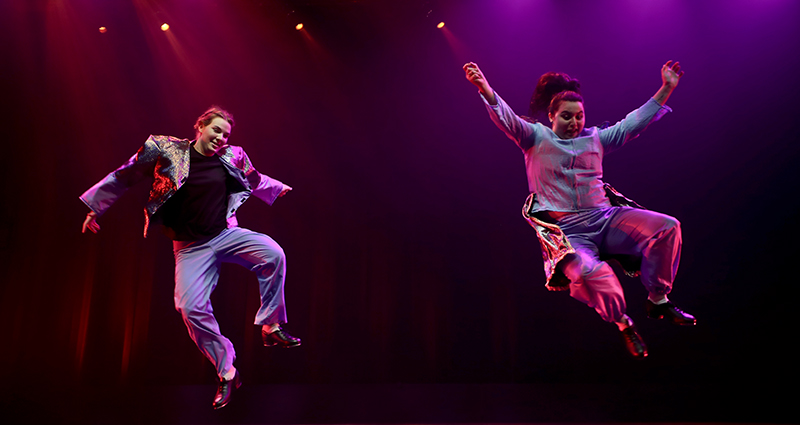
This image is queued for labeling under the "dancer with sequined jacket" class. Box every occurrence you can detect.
[463,61,696,358]
[80,106,301,408]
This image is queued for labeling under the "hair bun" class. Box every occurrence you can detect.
[566,80,581,93]
[529,72,582,117]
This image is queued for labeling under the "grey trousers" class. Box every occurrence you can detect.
[173,227,288,378]
[555,207,681,323]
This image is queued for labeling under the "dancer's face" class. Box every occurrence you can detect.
[195,117,232,156]
[549,101,585,139]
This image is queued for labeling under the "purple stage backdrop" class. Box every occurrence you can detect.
[1,0,798,423]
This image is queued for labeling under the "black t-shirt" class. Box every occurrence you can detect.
[159,146,237,241]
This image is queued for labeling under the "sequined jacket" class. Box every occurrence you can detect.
[80,135,286,238]
[522,183,646,291]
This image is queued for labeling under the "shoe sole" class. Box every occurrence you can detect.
[263,342,302,348]
[647,314,696,326]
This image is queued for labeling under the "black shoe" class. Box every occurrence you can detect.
[213,370,242,410]
[262,327,302,348]
[646,300,696,326]
[621,326,648,359]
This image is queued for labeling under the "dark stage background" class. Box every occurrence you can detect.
[1,0,798,423]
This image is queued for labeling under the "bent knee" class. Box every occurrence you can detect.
[250,244,286,274]
[657,215,681,242]
[261,245,285,265]
[255,236,285,260]
[664,215,680,231]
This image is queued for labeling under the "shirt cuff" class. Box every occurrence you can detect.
[480,90,500,108]
[647,97,672,121]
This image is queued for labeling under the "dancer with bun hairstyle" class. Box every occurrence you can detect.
[463,61,695,358]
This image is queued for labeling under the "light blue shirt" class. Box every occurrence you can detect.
[483,92,671,213]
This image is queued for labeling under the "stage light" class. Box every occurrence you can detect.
[296,23,304,30]
[437,21,445,28]
[99,26,107,33]
[161,23,170,31]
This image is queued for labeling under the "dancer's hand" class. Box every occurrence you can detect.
[661,60,684,89]
[82,211,100,233]
[463,62,496,104]
[279,184,292,197]
[653,60,684,105]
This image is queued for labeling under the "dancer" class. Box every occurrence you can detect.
[80,106,301,408]
[463,61,696,358]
